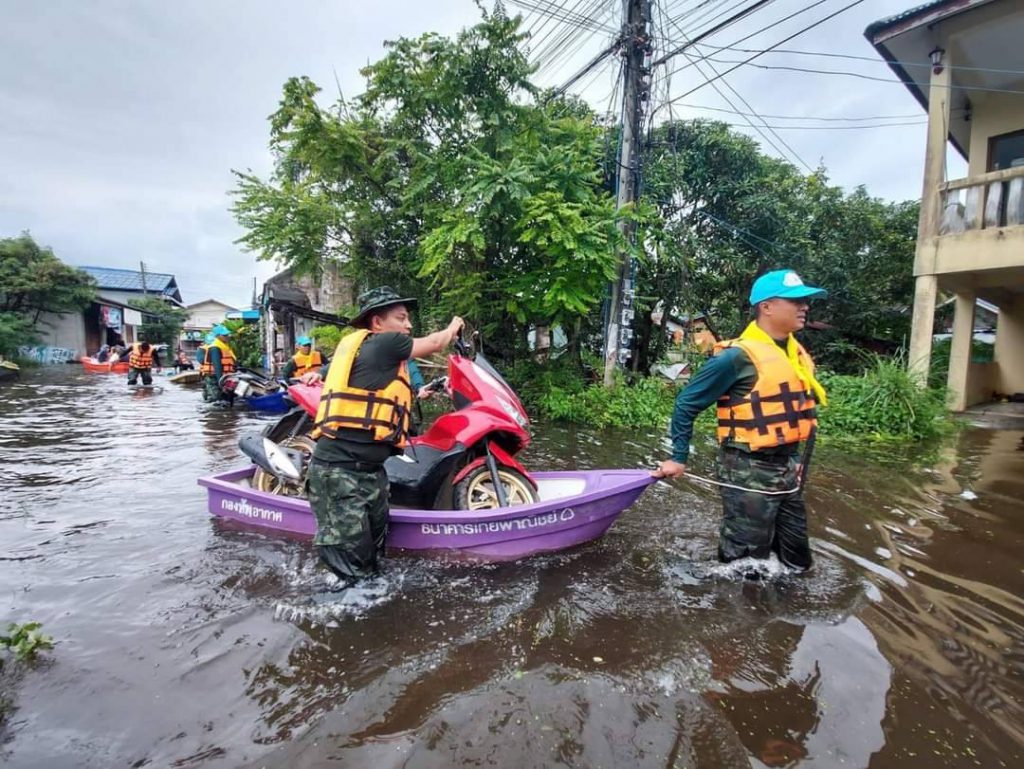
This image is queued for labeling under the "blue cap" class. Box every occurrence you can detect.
[296,335,312,346]
[749,270,827,305]
[212,324,231,337]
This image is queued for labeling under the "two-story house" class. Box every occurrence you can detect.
[867,0,1024,409]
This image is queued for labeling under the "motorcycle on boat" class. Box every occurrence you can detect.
[237,335,539,511]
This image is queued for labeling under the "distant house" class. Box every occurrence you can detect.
[261,263,353,360]
[180,299,237,353]
[32,265,183,360]
[651,307,719,354]
[866,0,1024,408]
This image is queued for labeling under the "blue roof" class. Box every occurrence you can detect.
[79,266,181,300]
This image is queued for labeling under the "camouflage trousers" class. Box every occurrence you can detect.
[127,367,152,386]
[716,446,812,570]
[306,459,390,581]
[202,376,231,404]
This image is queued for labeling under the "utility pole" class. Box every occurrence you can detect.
[139,260,149,295]
[603,0,652,387]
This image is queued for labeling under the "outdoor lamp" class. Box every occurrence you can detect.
[929,47,945,75]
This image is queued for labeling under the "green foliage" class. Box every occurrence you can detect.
[928,337,994,389]
[1,622,54,663]
[309,324,353,354]
[818,356,953,442]
[223,320,263,369]
[131,296,191,348]
[0,233,95,356]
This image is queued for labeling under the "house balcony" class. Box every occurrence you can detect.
[926,167,1024,288]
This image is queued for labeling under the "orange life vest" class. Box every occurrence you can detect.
[199,338,236,377]
[311,330,412,447]
[129,343,154,370]
[714,338,817,450]
[291,349,323,377]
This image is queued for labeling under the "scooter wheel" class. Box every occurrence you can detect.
[454,466,539,510]
[253,435,316,497]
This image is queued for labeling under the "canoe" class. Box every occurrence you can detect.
[0,361,19,383]
[169,370,202,385]
[80,356,129,374]
[198,467,655,560]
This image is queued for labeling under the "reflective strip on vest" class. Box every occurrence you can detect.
[199,338,236,376]
[311,329,413,448]
[129,344,154,369]
[714,338,817,450]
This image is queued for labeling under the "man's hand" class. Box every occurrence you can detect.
[447,316,465,343]
[417,385,433,400]
[299,371,323,385]
[652,460,686,479]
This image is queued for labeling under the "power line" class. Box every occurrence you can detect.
[670,101,927,122]
[662,0,870,108]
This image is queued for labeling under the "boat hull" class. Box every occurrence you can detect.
[245,390,288,413]
[198,467,654,560]
[80,357,129,374]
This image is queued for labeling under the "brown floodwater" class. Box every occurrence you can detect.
[1,367,1022,768]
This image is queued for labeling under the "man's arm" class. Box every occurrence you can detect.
[209,347,224,380]
[410,317,464,359]
[653,348,746,477]
[281,359,297,380]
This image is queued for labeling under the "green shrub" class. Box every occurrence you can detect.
[310,324,351,353]
[818,355,953,442]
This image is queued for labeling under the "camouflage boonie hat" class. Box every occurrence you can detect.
[350,286,418,329]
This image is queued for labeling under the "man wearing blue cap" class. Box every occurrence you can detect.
[280,335,326,380]
[198,324,237,404]
[653,270,828,572]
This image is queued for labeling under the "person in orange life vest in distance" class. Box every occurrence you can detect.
[279,336,326,381]
[199,324,237,404]
[127,337,162,386]
[300,287,464,586]
[653,270,828,571]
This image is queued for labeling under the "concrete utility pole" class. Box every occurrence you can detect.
[603,0,652,387]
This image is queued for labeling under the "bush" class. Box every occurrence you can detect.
[310,324,352,353]
[223,320,263,369]
[1,622,53,663]
[818,355,953,442]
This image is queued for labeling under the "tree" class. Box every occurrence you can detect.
[0,233,95,356]
[131,296,191,349]
[231,11,638,359]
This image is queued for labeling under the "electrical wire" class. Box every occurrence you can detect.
[669,101,928,122]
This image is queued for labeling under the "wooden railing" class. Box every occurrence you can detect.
[939,165,1024,235]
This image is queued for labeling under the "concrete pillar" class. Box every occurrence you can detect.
[947,291,976,411]
[907,51,952,384]
[994,297,1024,396]
[908,275,939,381]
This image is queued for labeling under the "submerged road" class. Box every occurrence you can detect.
[1,367,1022,768]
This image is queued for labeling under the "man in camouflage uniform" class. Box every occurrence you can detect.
[303,286,463,585]
[653,270,827,571]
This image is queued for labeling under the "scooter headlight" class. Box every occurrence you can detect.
[497,396,529,429]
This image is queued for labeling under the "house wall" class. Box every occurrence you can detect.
[966,93,1024,175]
[186,302,235,330]
[32,311,87,358]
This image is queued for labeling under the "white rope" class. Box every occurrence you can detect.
[681,472,800,496]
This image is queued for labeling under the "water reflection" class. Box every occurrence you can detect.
[0,369,1022,768]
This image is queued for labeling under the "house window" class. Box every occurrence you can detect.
[988,129,1024,171]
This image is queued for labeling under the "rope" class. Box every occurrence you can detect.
[680,471,799,496]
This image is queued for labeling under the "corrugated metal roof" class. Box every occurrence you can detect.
[865,0,996,39]
[78,265,177,294]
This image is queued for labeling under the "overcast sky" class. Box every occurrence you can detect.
[0,0,962,308]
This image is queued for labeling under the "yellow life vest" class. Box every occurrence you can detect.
[199,338,236,377]
[291,349,323,377]
[714,338,817,450]
[129,343,154,370]
[311,329,412,447]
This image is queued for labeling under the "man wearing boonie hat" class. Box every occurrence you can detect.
[303,286,464,587]
[281,335,326,380]
[653,270,828,572]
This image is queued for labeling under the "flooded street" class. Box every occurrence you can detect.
[2,367,1023,768]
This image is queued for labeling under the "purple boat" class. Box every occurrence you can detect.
[198,467,655,560]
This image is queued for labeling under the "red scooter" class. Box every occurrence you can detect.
[239,336,539,510]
